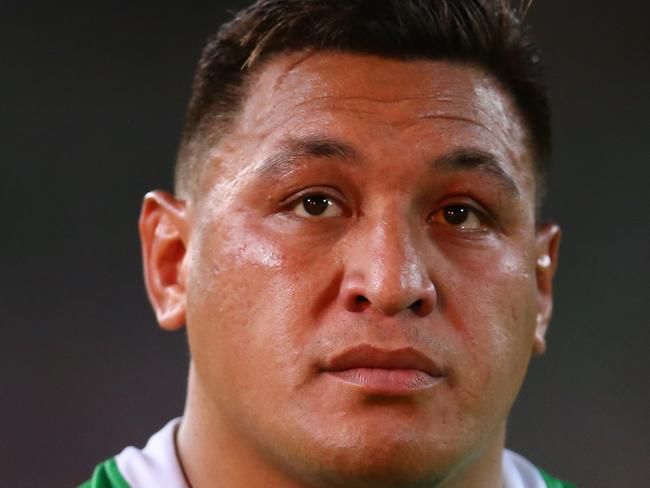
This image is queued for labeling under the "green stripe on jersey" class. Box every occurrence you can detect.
[539,467,577,488]
[77,455,574,488]
[79,457,130,488]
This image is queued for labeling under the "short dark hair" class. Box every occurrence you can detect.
[175,0,550,208]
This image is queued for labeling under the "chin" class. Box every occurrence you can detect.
[306,446,449,488]
[279,423,463,488]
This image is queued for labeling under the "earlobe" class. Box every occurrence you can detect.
[533,313,548,355]
[139,190,189,331]
[532,223,561,356]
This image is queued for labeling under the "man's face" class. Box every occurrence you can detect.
[153,52,558,486]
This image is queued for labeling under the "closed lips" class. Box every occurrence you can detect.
[322,344,445,377]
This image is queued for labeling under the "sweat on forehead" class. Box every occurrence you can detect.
[238,53,527,143]
[181,53,535,212]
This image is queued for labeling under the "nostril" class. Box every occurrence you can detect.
[355,296,369,304]
[409,298,435,317]
[349,295,370,312]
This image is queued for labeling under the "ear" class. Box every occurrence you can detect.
[532,222,561,355]
[138,190,189,331]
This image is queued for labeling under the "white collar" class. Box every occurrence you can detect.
[115,418,187,488]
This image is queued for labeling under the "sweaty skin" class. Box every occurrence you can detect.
[139,52,560,488]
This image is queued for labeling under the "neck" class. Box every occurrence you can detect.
[177,364,507,488]
[436,431,506,488]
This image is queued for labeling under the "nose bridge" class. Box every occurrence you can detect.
[344,205,436,317]
[370,216,420,291]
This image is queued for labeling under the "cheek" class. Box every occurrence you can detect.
[184,218,315,400]
[442,244,537,407]
[444,242,536,332]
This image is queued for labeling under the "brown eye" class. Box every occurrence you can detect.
[430,205,483,230]
[292,194,342,218]
[443,205,469,225]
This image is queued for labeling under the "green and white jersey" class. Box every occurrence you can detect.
[80,419,575,488]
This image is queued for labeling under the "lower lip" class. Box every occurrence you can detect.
[325,368,442,395]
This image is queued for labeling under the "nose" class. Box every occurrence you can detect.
[341,219,436,318]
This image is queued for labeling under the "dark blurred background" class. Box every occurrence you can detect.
[1,1,648,486]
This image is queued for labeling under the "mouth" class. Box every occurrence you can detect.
[321,344,446,396]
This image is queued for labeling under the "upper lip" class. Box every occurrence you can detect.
[322,344,445,377]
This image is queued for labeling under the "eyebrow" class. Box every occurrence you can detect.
[430,149,520,197]
[255,136,361,180]
[254,136,519,197]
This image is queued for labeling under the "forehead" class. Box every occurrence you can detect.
[208,51,533,196]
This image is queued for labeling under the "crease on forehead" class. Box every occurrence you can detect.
[247,52,526,151]
[242,93,515,148]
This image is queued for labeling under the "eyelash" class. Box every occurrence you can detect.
[281,188,347,216]
[428,204,489,232]
[280,189,494,231]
